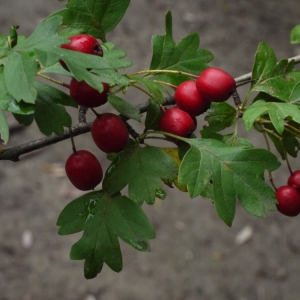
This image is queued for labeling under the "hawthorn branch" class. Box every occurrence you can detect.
[0,97,175,162]
[2,53,300,163]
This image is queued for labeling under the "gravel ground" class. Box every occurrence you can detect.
[1,1,300,300]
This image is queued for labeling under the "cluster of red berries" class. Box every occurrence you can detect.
[276,171,300,216]
[61,34,129,191]
[159,68,236,142]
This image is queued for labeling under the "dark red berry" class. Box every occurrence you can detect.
[91,113,129,153]
[276,185,300,217]
[159,106,196,143]
[65,150,103,191]
[60,34,103,70]
[196,67,236,102]
[70,78,109,108]
[175,80,210,116]
[287,170,300,190]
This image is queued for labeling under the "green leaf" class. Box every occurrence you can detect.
[251,42,277,87]
[145,99,163,131]
[0,110,9,144]
[14,16,65,53]
[3,51,37,103]
[13,113,34,126]
[203,102,236,133]
[49,0,131,42]
[108,95,141,121]
[0,67,35,114]
[150,10,213,85]
[250,43,300,101]
[291,24,300,44]
[264,122,300,159]
[103,142,178,205]
[101,42,133,69]
[129,76,166,104]
[178,138,280,226]
[35,81,77,108]
[34,82,72,136]
[243,100,300,133]
[57,190,155,279]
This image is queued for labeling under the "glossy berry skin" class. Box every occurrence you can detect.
[196,67,236,102]
[159,106,196,143]
[175,80,210,116]
[275,185,300,217]
[70,78,109,108]
[91,113,129,153]
[287,170,300,190]
[60,34,103,70]
[65,150,103,191]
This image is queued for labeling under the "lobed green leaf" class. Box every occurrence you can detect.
[48,0,131,42]
[103,142,178,205]
[57,190,155,279]
[178,138,280,226]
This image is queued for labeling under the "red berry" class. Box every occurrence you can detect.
[159,106,196,143]
[60,34,103,70]
[70,78,109,108]
[275,185,300,217]
[65,150,103,191]
[196,67,236,102]
[287,170,300,190]
[91,113,129,153]
[175,80,210,116]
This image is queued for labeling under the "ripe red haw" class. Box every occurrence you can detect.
[287,170,300,190]
[65,150,103,191]
[91,113,129,153]
[159,106,196,143]
[70,78,109,108]
[174,80,210,116]
[275,185,300,217]
[60,34,103,70]
[196,67,236,102]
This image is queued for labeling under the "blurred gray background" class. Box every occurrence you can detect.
[1,1,300,299]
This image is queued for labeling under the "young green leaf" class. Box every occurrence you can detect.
[48,0,131,42]
[108,95,141,121]
[0,110,9,144]
[178,138,280,226]
[57,190,155,279]
[150,11,213,85]
[103,142,178,205]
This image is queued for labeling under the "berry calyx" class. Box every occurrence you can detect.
[65,150,103,191]
[275,185,300,217]
[91,113,129,153]
[196,67,236,102]
[60,34,103,70]
[174,80,210,116]
[287,170,300,190]
[70,78,109,108]
[159,106,196,143]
